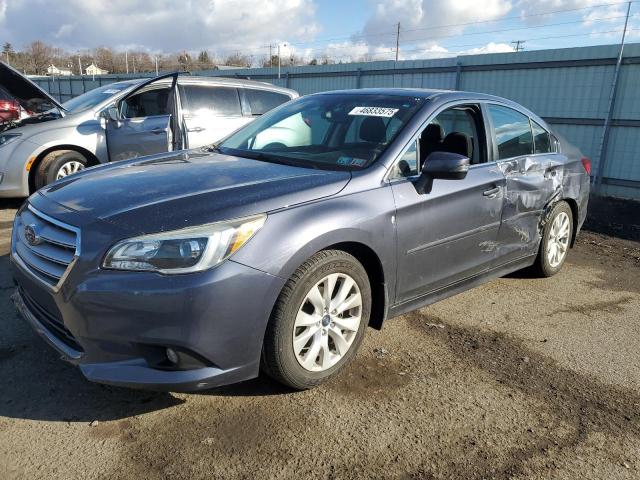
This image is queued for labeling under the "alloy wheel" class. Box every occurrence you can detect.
[547,211,570,268]
[56,161,85,180]
[292,273,362,372]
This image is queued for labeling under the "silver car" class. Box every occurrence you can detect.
[0,64,297,197]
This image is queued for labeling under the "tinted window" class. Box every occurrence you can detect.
[531,120,551,154]
[121,87,170,118]
[245,89,290,115]
[488,105,533,159]
[181,85,241,116]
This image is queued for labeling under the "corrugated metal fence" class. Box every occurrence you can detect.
[33,43,640,199]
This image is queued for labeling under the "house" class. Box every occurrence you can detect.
[85,63,109,75]
[46,64,72,76]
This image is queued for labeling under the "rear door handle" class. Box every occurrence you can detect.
[483,187,501,198]
[150,128,166,135]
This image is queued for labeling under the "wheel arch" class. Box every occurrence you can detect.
[320,241,388,331]
[557,196,580,248]
[28,145,100,193]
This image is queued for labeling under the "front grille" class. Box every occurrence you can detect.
[18,287,83,352]
[13,206,79,288]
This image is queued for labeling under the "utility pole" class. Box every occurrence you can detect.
[155,56,159,76]
[511,40,525,52]
[595,0,632,190]
[278,43,287,79]
[395,22,401,62]
[132,54,136,74]
[125,51,129,74]
[269,44,273,68]
[78,55,82,76]
[5,50,9,65]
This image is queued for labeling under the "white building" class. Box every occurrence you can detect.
[47,64,73,76]
[85,63,109,75]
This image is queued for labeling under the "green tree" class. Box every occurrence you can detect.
[197,50,212,67]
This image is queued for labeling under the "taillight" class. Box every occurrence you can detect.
[581,157,591,175]
[0,99,21,121]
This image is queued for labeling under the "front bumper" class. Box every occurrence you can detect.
[11,251,285,392]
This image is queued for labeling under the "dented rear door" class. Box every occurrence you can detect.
[486,103,564,265]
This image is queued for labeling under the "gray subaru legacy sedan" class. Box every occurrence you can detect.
[11,88,590,391]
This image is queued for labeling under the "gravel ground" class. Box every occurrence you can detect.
[0,197,639,480]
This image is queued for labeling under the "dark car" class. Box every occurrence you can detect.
[11,88,590,391]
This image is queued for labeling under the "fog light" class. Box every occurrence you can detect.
[166,347,179,365]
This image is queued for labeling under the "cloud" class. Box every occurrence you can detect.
[360,0,513,46]
[0,0,319,57]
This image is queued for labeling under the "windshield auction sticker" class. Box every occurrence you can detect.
[348,106,399,117]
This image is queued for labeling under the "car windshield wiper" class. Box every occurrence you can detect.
[225,149,303,167]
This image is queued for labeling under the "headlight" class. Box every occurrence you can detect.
[102,214,266,274]
[0,133,22,147]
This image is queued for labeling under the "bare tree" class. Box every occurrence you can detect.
[94,47,116,73]
[224,52,251,68]
[26,41,54,75]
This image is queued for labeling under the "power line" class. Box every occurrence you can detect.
[371,28,638,60]
[197,10,637,62]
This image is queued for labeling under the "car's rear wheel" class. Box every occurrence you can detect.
[532,201,573,277]
[35,150,88,189]
[262,250,371,390]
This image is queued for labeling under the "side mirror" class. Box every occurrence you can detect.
[415,151,470,194]
[104,106,120,122]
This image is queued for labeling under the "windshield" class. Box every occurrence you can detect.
[62,82,132,112]
[219,93,426,170]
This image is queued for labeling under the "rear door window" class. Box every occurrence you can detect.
[244,89,291,115]
[531,119,552,154]
[488,104,533,160]
[181,85,241,116]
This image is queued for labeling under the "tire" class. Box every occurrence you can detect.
[262,250,372,390]
[531,201,573,277]
[35,150,88,190]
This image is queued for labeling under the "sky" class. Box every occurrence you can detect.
[0,0,638,62]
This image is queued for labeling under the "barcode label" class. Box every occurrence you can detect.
[348,106,399,118]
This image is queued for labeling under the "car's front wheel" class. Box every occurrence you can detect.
[262,250,371,390]
[532,201,573,277]
[35,150,88,189]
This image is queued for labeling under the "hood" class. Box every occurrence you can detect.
[0,62,64,131]
[38,149,351,234]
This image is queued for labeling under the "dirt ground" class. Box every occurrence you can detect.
[0,196,639,480]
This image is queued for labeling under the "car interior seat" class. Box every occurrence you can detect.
[419,123,444,163]
[359,117,387,144]
[441,132,473,159]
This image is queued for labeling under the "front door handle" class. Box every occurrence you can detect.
[483,187,501,198]
[150,128,166,135]
[187,127,206,133]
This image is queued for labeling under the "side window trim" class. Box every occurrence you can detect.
[238,88,252,117]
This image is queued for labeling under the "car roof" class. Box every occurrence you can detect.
[309,88,545,126]
[311,87,512,102]
[119,75,297,96]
